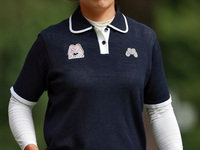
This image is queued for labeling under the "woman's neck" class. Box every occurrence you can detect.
[80,3,115,22]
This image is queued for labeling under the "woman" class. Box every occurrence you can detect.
[9,0,183,150]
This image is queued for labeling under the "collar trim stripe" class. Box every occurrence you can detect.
[69,15,93,34]
[108,15,129,33]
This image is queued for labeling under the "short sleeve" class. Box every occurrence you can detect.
[144,36,170,105]
[12,35,48,102]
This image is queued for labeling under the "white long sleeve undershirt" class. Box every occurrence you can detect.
[8,95,38,150]
[145,98,183,150]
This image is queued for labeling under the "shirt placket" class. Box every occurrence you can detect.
[94,26,110,54]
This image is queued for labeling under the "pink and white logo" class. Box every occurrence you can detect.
[68,43,85,59]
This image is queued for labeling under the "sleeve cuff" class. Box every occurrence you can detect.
[10,87,37,106]
[145,95,172,109]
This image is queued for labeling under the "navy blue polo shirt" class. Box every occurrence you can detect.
[13,6,169,150]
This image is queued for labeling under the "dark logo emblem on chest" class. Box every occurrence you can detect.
[68,44,85,60]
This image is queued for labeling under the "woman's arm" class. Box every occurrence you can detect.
[145,98,183,150]
[8,95,39,150]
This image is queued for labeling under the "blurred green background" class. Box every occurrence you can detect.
[1,0,200,149]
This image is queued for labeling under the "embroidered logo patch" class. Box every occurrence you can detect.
[125,48,138,58]
[68,44,85,60]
